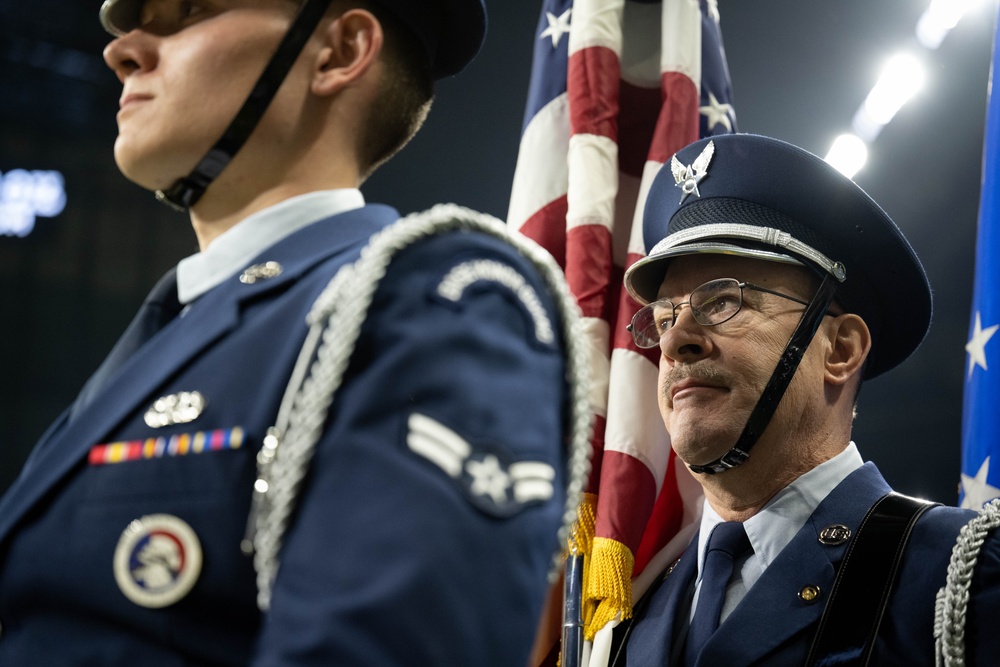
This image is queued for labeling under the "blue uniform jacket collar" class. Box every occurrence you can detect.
[0,204,399,546]
[627,462,892,666]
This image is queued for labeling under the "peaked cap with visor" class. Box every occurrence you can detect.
[99,0,487,209]
[624,134,932,473]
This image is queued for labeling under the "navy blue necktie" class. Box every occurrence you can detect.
[70,268,182,420]
[684,521,751,666]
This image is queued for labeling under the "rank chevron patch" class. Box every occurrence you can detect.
[406,412,556,518]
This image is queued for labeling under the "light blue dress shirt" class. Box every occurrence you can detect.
[176,189,365,305]
[692,442,865,622]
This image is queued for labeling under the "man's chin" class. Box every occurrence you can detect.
[114,145,193,192]
[670,430,743,470]
[115,162,184,194]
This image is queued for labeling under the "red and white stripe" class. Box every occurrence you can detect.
[510,1,734,662]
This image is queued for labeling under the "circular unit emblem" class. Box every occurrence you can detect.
[818,524,852,546]
[113,514,203,608]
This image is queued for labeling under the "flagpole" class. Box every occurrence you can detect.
[562,547,585,667]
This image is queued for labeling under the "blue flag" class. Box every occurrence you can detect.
[961,18,1000,509]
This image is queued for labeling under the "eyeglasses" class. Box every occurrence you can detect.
[627,278,814,349]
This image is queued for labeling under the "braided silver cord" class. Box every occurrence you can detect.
[251,203,593,609]
[934,498,1000,667]
[934,587,946,667]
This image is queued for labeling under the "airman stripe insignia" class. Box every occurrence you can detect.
[406,412,556,517]
[509,462,557,503]
[406,412,471,477]
[89,427,244,465]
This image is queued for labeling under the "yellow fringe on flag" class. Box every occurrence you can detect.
[571,493,597,554]
[572,493,598,632]
[584,535,635,641]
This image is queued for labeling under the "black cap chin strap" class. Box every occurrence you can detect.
[688,265,845,475]
[156,0,335,211]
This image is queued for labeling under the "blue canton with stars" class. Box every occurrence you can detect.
[521,0,572,132]
[520,0,736,140]
[961,21,1000,509]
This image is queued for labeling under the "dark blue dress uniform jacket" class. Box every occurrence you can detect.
[0,204,568,665]
[620,463,1000,666]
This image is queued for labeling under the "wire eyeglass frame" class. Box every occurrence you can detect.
[627,278,816,349]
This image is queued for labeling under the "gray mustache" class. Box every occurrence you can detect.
[662,365,734,400]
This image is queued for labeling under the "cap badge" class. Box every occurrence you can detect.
[670,139,715,204]
[144,391,207,428]
[113,514,203,608]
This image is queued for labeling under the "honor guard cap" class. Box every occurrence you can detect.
[99,0,488,79]
[624,134,932,379]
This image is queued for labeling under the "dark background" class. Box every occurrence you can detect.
[0,0,994,502]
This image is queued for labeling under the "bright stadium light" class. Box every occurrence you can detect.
[917,0,980,49]
[825,133,868,178]
[0,169,67,237]
[862,53,926,126]
[831,0,983,179]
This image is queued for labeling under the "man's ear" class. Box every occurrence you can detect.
[312,9,383,96]
[823,313,872,386]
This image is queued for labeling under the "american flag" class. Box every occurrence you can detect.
[961,15,1000,510]
[508,0,736,662]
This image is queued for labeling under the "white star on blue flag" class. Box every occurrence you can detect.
[700,91,734,132]
[540,8,572,48]
[961,457,1000,509]
[966,311,999,378]
[961,25,1000,509]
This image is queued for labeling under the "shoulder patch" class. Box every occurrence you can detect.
[435,259,555,345]
[406,412,556,518]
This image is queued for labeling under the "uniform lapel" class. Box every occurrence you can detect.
[698,463,892,666]
[624,538,698,666]
[0,204,399,545]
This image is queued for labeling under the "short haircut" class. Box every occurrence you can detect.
[333,0,435,179]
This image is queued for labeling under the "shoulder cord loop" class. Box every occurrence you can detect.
[247,204,593,610]
[934,498,1000,666]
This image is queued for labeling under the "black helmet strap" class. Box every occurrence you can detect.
[687,269,842,475]
[156,0,335,211]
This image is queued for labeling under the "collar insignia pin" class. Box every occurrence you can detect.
[670,140,715,204]
[818,524,852,546]
[240,261,283,284]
